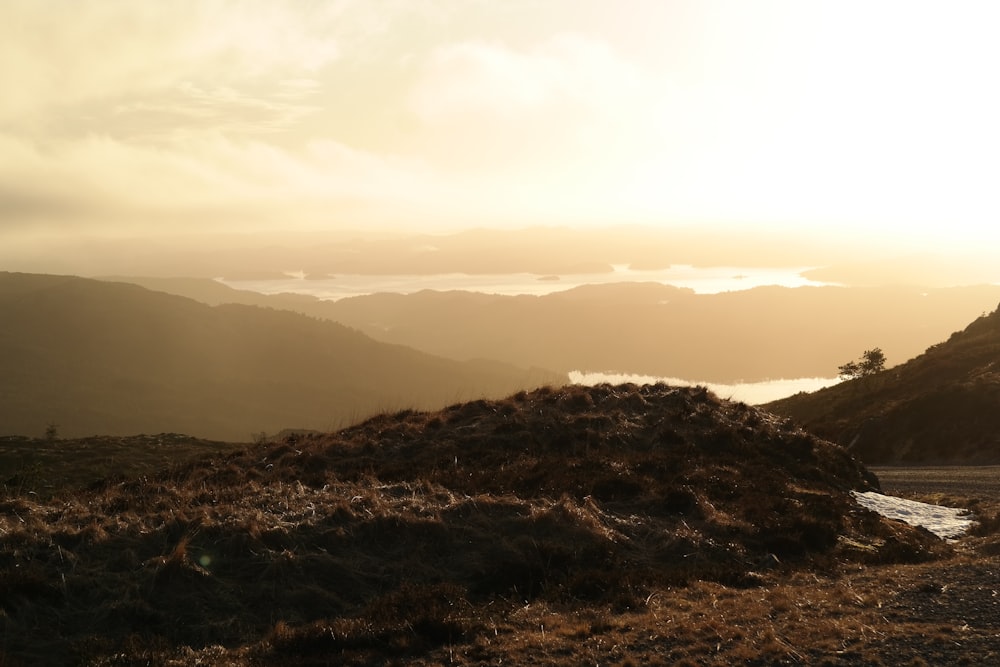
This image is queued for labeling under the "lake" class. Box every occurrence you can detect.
[220,264,829,301]
[569,371,840,405]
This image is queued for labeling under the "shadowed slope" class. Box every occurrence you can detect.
[110,275,1000,384]
[765,303,1000,463]
[0,384,944,665]
[0,272,560,440]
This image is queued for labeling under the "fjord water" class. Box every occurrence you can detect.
[570,371,841,405]
[220,264,829,301]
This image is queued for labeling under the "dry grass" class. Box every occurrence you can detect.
[1,383,992,665]
[0,433,247,500]
[765,303,1000,465]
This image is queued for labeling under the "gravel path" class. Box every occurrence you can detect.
[872,466,1000,499]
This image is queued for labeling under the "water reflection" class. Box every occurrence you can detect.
[221,264,829,301]
[569,371,839,405]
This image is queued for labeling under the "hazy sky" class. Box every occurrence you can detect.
[3,1,1000,250]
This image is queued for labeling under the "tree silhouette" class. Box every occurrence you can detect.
[838,348,886,380]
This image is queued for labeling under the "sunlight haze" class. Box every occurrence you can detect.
[3,1,999,255]
[6,7,1000,661]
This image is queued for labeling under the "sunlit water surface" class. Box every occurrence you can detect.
[569,371,840,405]
[220,264,828,301]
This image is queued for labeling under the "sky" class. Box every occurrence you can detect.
[3,1,1000,252]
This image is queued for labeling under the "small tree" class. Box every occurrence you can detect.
[44,422,59,442]
[838,348,886,380]
[837,360,860,379]
[859,348,886,375]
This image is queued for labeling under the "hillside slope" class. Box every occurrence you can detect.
[765,303,1000,463]
[0,273,560,440]
[109,276,1000,384]
[0,383,944,665]
[324,284,1000,383]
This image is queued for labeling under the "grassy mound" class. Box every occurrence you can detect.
[0,384,944,665]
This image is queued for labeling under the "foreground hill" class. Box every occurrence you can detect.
[765,303,1000,464]
[0,273,559,440]
[109,276,1000,384]
[0,383,952,665]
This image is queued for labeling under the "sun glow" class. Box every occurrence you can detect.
[1,1,998,251]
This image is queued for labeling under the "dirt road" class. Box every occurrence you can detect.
[872,466,1000,500]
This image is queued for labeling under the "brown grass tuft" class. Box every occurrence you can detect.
[0,384,980,665]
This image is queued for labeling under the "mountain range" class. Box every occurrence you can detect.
[7,270,1000,465]
[3,270,1000,663]
[0,272,560,440]
[107,275,1000,384]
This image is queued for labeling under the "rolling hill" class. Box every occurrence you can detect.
[765,302,1000,463]
[0,272,560,440]
[111,276,1000,384]
[0,383,949,665]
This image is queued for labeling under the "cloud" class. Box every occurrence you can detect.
[0,1,380,237]
[0,5,679,237]
[404,33,657,188]
[4,1,999,249]
[0,0,342,126]
[409,34,642,122]
[107,83,322,140]
[0,127,462,238]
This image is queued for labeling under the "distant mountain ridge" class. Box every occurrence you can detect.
[0,272,560,440]
[765,303,1000,463]
[108,275,1000,384]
